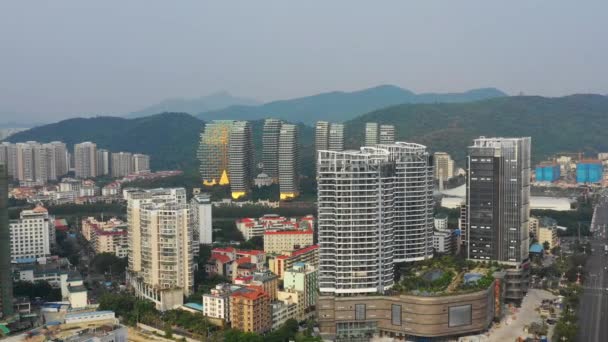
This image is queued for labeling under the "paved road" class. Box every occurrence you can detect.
[577,199,608,342]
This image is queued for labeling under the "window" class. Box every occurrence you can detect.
[391,304,401,325]
[355,304,366,320]
[448,305,472,327]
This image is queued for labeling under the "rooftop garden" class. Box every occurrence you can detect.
[392,256,499,296]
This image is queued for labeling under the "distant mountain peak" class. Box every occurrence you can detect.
[196,85,507,125]
[127,92,260,118]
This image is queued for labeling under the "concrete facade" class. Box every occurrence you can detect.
[317,286,497,341]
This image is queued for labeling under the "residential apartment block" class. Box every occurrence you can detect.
[230,288,271,334]
[9,205,53,263]
[125,188,194,311]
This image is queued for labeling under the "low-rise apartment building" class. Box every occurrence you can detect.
[269,245,319,279]
[230,288,271,334]
[263,229,314,254]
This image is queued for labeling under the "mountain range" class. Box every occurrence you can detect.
[5,113,204,170]
[345,94,608,163]
[196,85,507,125]
[127,91,260,118]
[6,92,608,177]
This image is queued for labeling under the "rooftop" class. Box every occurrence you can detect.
[231,288,268,301]
[393,256,497,296]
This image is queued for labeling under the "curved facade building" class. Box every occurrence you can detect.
[318,282,501,341]
[228,121,254,199]
[197,120,234,186]
[317,147,396,295]
[377,142,434,262]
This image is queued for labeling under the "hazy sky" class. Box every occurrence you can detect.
[1,0,607,123]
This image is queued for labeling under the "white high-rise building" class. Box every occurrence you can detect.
[228,121,254,199]
[434,152,454,186]
[10,205,53,263]
[44,142,69,180]
[125,187,194,311]
[315,121,344,153]
[111,152,133,178]
[279,124,299,200]
[328,123,344,151]
[74,142,97,179]
[364,122,379,146]
[263,119,282,181]
[317,147,396,295]
[376,142,434,262]
[132,154,151,174]
[96,149,110,176]
[191,194,213,245]
[379,125,395,144]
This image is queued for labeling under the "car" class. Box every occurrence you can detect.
[546,319,557,325]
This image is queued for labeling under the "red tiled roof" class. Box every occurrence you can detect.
[264,230,313,235]
[210,253,232,264]
[32,205,48,213]
[291,244,319,257]
[234,275,253,283]
[236,257,251,265]
[276,255,289,260]
[230,288,267,300]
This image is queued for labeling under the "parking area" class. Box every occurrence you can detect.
[486,289,557,342]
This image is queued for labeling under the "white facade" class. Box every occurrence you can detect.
[278,124,299,200]
[111,152,132,178]
[433,230,453,254]
[126,188,194,310]
[202,283,244,321]
[364,122,379,146]
[74,142,97,178]
[9,206,52,263]
[376,142,435,262]
[263,119,282,181]
[379,124,395,144]
[434,216,448,230]
[434,152,454,185]
[317,147,396,295]
[191,194,213,244]
[271,300,298,331]
[132,154,151,173]
[96,149,110,176]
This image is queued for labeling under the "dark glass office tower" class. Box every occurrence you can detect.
[467,137,531,300]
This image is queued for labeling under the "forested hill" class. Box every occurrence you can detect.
[345,94,608,164]
[5,113,204,170]
[6,94,608,173]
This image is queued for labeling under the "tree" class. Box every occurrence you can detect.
[90,253,127,275]
[542,241,551,252]
[13,281,61,301]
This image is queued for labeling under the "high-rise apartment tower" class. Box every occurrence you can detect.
[74,142,97,178]
[198,120,234,186]
[228,121,254,199]
[262,119,282,181]
[278,124,299,200]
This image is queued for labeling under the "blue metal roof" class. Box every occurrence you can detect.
[184,303,204,311]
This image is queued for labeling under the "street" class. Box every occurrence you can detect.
[577,198,608,342]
